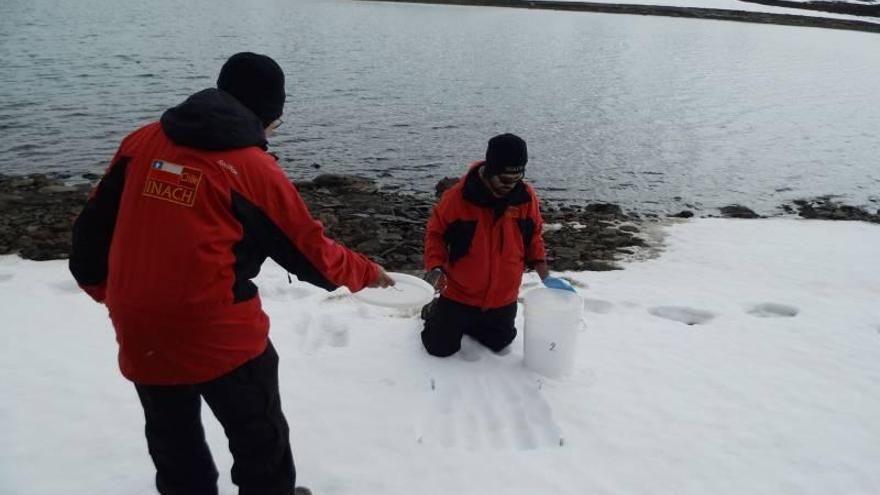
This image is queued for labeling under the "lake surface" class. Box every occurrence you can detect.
[1,0,879,214]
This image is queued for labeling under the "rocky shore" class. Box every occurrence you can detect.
[0,173,648,271]
[2,173,877,272]
[360,0,880,33]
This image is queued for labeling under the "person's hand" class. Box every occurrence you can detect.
[543,276,576,293]
[368,266,395,288]
[423,267,446,293]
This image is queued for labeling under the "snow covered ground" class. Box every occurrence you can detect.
[1,218,879,495]
[553,0,880,23]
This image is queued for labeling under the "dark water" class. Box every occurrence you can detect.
[1,0,879,214]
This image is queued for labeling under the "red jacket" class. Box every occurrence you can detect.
[70,89,378,385]
[425,162,545,309]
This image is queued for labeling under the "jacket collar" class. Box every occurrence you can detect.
[462,161,531,208]
[461,162,531,220]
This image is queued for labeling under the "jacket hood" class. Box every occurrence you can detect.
[160,88,268,151]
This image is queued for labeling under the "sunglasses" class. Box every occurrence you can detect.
[494,173,524,186]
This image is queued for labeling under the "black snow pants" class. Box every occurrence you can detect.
[134,340,295,495]
[421,296,517,357]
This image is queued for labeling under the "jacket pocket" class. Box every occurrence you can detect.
[444,220,477,264]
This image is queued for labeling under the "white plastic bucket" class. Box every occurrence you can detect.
[523,288,584,378]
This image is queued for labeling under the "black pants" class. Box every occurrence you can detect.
[421,296,517,357]
[134,341,295,495]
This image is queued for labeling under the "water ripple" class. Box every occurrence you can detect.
[1,0,878,215]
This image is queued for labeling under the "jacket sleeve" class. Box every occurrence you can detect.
[234,162,378,292]
[526,189,546,265]
[69,153,131,303]
[424,194,450,272]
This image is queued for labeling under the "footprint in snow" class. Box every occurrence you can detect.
[456,337,483,362]
[320,314,351,348]
[293,313,353,351]
[746,303,799,318]
[648,306,717,326]
[299,313,352,352]
[50,279,81,294]
[583,298,613,314]
[291,313,314,347]
[260,285,317,301]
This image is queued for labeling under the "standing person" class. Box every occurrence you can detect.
[69,52,393,495]
[421,133,574,358]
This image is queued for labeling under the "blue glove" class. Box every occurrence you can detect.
[543,276,576,293]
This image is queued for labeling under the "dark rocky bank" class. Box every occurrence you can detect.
[3,173,877,271]
[0,173,648,271]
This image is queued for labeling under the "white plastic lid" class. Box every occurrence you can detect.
[352,272,435,309]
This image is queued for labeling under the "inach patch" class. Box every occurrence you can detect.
[143,160,203,207]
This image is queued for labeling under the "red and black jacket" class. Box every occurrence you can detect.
[424,162,546,310]
[70,88,378,385]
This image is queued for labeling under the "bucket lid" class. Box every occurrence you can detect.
[352,272,435,309]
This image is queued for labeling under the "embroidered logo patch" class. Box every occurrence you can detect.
[143,160,203,207]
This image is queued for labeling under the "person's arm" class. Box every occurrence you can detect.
[525,188,573,292]
[69,152,131,303]
[533,260,550,281]
[424,200,449,274]
[235,161,388,291]
[525,187,547,276]
[423,199,450,291]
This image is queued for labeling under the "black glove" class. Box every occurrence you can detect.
[423,267,446,293]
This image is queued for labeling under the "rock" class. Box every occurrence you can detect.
[0,193,25,203]
[355,239,382,252]
[581,260,620,271]
[38,185,78,194]
[434,177,458,198]
[670,210,694,218]
[552,246,580,260]
[618,225,640,233]
[312,174,378,194]
[583,203,624,217]
[9,178,35,188]
[81,173,101,181]
[719,204,759,219]
[798,204,818,219]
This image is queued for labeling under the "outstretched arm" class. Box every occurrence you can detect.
[69,152,130,303]
[236,162,384,292]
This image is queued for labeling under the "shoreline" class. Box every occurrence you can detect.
[359,0,880,33]
[1,173,877,271]
[0,173,646,271]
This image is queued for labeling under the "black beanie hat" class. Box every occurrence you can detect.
[217,52,285,127]
[485,133,528,176]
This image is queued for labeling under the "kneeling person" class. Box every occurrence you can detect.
[421,133,568,357]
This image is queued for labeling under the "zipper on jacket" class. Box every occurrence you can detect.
[483,212,506,311]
